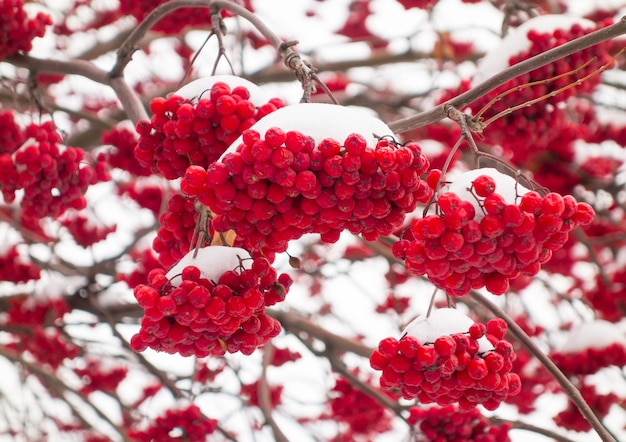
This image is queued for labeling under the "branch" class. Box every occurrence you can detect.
[388,16,626,133]
[5,54,108,84]
[469,290,617,442]
[267,309,373,358]
[491,417,578,442]
[258,343,289,442]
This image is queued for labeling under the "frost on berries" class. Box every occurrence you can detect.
[370,309,520,410]
[183,103,432,255]
[130,246,292,357]
[394,168,595,296]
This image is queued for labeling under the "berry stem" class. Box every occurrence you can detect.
[469,290,618,442]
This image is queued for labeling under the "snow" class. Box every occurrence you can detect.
[473,15,595,85]
[222,103,394,159]
[174,75,271,105]
[446,168,531,220]
[165,246,252,286]
[559,320,626,353]
[401,308,494,353]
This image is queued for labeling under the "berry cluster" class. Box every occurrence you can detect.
[127,404,217,442]
[5,295,69,325]
[397,0,438,9]
[394,169,595,296]
[270,346,302,366]
[0,0,52,61]
[73,358,128,395]
[117,247,161,289]
[553,383,618,432]
[0,109,25,154]
[328,374,393,437]
[130,246,291,357]
[61,211,117,248]
[241,380,283,408]
[550,342,626,375]
[0,121,104,219]
[0,244,41,283]
[100,126,152,176]
[469,19,611,162]
[184,129,431,254]
[117,179,165,217]
[152,193,198,267]
[6,326,80,370]
[135,82,285,179]
[370,315,521,410]
[408,405,512,442]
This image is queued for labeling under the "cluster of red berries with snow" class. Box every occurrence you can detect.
[0,0,51,61]
[0,120,107,219]
[127,403,217,442]
[183,104,431,255]
[370,309,521,410]
[152,193,198,267]
[135,78,285,180]
[0,244,41,283]
[554,382,619,433]
[549,320,626,375]
[394,168,594,296]
[73,358,128,395]
[130,246,291,357]
[408,404,512,442]
[467,17,611,158]
[328,374,393,438]
[61,211,117,248]
[100,125,152,176]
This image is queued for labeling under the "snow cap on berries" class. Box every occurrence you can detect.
[175,75,271,104]
[402,308,493,353]
[473,15,595,84]
[223,102,395,158]
[166,246,252,286]
[446,168,530,221]
[559,320,626,353]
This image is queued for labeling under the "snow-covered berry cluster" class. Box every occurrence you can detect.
[549,320,626,375]
[183,123,431,254]
[61,211,117,248]
[370,309,520,410]
[127,403,217,442]
[73,358,128,395]
[394,168,594,296]
[135,78,284,179]
[0,0,51,61]
[0,120,105,219]
[0,244,41,283]
[408,405,512,442]
[130,246,291,357]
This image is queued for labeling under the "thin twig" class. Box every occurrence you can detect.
[258,343,289,442]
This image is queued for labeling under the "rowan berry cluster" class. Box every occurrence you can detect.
[408,405,512,442]
[0,0,52,60]
[61,212,117,248]
[119,0,212,34]
[117,180,165,217]
[394,171,595,296]
[127,403,217,442]
[328,375,393,437]
[100,126,152,176]
[117,247,161,289]
[73,358,128,395]
[554,383,619,432]
[550,342,626,375]
[6,326,80,370]
[0,121,104,219]
[135,82,285,179]
[130,249,291,357]
[5,295,69,326]
[469,20,611,161]
[0,245,41,283]
[370,317,521,410]
[152,193,198,267]
[0,109,25,154]
[241,380,283,408]
[183,129,431,254]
